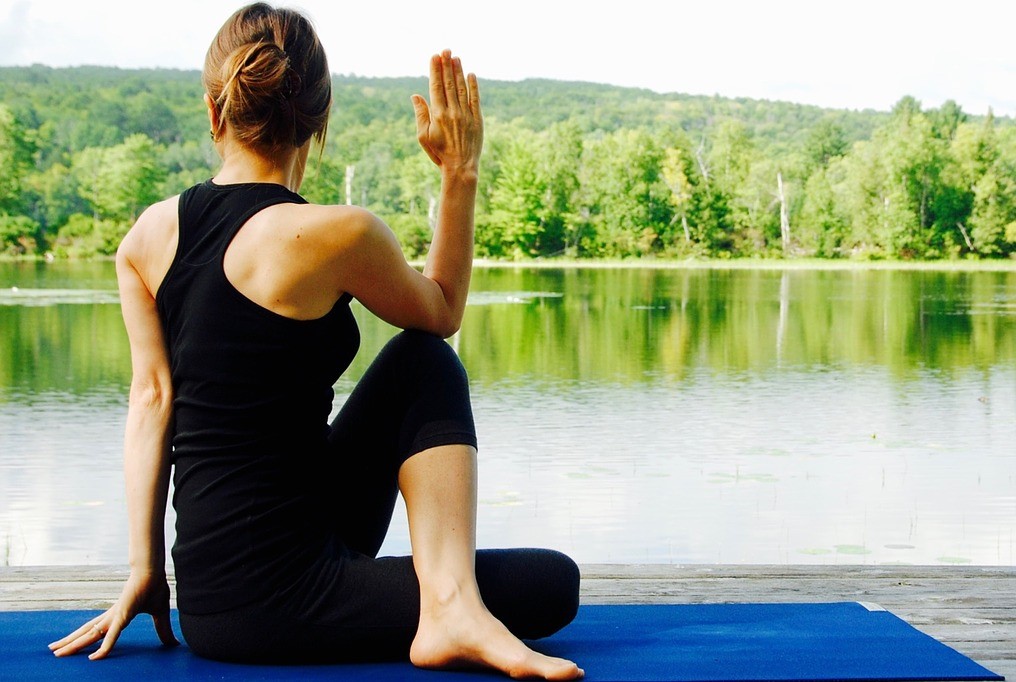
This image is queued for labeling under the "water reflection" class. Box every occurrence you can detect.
[1,263,1014,566]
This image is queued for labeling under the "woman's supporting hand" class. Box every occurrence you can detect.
[411,50,483,176]
[48,570,178,660]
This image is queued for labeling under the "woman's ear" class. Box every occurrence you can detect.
[204,93,220,139]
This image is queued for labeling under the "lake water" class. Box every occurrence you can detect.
[1,261,1014,567]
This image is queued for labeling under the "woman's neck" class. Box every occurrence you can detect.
[212,139,308,192]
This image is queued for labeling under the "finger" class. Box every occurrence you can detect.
[49,616,103,651]
[467,73,481,119]
[452,57,469,112]
[411,94,430,137]
[51,622,103,657]
[420,146,441,167]
[52,635,95,657]
[88,620,123,661]
[48,630,80,651]
[440,49,459,113]
[152,611,180,647]
[411,95,441,166]
[428,53,446,112]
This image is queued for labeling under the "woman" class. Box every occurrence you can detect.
[49,4,582,679]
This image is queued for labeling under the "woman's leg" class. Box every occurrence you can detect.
[325,329,476,557]
[179,546,578,664]
[399,445,583,680]
[321,330,581,676]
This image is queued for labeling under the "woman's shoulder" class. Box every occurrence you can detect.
[118,195,182,296]
[257,201,407,305]
[121,196,180,254]
[283,201,391,250]
[139,194,182,224]
[292,201,380,228]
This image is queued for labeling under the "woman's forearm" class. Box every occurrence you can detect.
[122,381,174,573]
[422,166,478,330]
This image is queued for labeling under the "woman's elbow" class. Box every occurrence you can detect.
[414,318,460,339]
[436,316,463,339]
[129,378,173,415]
[428,306,465,338]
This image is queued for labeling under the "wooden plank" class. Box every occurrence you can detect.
[578,564,1016,578]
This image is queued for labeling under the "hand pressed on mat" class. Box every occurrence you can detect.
[48,570,178,660]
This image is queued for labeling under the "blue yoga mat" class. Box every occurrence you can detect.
[2,603,1002,681]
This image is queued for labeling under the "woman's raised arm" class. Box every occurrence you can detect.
[336,50,483,337]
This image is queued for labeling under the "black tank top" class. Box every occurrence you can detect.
[156,180,359,613]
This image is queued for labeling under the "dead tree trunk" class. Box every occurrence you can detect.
[695,137,710,184]
[777,172,791,254]
[344,165,355,206]
[956,222,974,251]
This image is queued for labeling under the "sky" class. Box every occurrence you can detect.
[1,0,1015,117]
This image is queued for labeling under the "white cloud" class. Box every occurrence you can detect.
[1,0,1014,115]
[0,1,31,64]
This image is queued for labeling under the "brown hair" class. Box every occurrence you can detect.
[203,3,330,151]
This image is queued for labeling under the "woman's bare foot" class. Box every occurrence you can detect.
[410,590,583,680]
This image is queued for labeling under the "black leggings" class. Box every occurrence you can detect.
[180,331,580,664]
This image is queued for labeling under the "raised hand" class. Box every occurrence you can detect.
[411,50,483,175]
[48,570,178,660]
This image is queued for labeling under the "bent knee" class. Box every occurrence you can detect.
[387,329,469,383]
[537,549,581,635]
[476,548,581,640]
[391,329,458,360]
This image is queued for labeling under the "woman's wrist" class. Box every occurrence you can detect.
[441,163,479,187]
[127,566,168,583]
[128,550,167,573]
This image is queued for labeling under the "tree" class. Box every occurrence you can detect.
[535,121,583,256]
[797,165,849,257]
[577,129,672,257]
[300,155,345,206]
[967,159,1016,256]
[841,100,952,258]
[73,134,166,227]
[803,118,848,172]
[479,122,583,258]
[160,140,217,195]
[0,104,36,213]
[929,100,967,141]
[708,120,773,254]
[483,128,545,258]
[0,215,40,255]
[125,92,181,144]
[22,162,88,237]
[662,144,696,247]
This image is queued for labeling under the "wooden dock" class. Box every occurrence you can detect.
[2,564,1012,678]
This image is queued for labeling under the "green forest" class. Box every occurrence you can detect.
[1,65,1015,260]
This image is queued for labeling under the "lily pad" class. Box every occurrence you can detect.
[937,556,973,564]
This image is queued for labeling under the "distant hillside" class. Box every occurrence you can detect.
[1,65,1013,261]
[0,65,899,150]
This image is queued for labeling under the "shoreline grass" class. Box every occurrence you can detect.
[5,254,1016,273]
[465,257,1016,272]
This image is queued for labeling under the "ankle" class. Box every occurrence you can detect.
[418,576,482,614]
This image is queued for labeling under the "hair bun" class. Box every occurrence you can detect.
[204,4,331,150]
[282,67,302,100]
[222,41,288,100]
